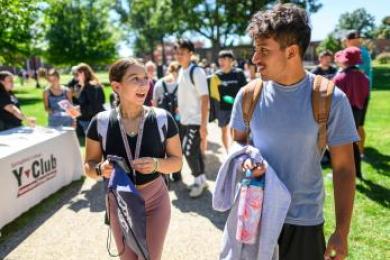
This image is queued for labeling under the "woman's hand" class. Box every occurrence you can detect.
[242,158,266,177]
[133,157,158,174]
[100,160,114,179]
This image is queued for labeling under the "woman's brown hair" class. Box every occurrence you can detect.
[0,71,14,92]
[75,63,99,84]
[109,57,144,83]
[46,68,60,79]
[109,58,144,106]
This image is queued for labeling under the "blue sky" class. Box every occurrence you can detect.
[311,0,388,41]
[119,1,387,56]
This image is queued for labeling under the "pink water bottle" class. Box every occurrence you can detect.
[236,169,265,244]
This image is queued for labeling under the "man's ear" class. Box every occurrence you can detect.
[287,45,300,60]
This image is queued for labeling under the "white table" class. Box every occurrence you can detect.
[0,127,84,229]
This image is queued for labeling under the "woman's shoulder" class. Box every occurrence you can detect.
[88,81,102,88]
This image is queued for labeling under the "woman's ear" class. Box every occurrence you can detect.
[111,81,121,93]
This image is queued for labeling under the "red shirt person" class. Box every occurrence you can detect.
[333,47,370,111]
[333,46,369,180]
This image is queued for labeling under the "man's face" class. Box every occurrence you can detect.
[218,57,234,72]
[174,48,192,66]
[252,37,289,81]
[319,55,332,67]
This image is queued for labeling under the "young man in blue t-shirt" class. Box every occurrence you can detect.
[230,4,358,260]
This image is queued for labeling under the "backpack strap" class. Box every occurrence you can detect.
[312,75,335,151]
[162,80,168,93]
[242,79,263,137]
[152,107,169,144]
[97,109,113,152]
[189,64,197,85]
[172,84,178,95]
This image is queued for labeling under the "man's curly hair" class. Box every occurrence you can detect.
[247,3,311,58]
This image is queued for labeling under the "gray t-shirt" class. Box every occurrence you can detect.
[153,78,178,105]
[230,72,359,226]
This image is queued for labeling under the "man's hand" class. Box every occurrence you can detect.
[324,231,348,260]
[242,158,266,177]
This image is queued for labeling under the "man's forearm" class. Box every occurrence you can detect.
[333,167,355,237]
[200,95,209,127]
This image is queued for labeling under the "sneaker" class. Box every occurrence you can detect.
[189,182,208,198]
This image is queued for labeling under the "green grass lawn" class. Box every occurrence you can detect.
[5,66,390,259]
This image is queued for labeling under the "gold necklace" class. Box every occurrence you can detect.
[120,106,144,137]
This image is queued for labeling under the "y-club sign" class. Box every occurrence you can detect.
[12,154,58,197]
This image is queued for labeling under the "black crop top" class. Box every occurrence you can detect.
[87,108,178,185]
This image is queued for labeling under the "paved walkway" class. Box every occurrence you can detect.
[1,123,228,260]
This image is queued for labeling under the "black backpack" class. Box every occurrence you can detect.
[158,81,178,115]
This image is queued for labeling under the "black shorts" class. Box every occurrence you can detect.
[352,107,364,129]
[216,109,232,128]
[179,124,205,177]
[278,223,326,260]
[360,96,370,126]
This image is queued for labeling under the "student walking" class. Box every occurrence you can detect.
[175,39,210,198]
[230,4,358,259]
[84,58,182,260]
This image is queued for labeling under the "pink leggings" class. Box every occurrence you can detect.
[108,176,171,260]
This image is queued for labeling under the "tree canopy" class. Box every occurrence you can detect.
[44,0,118,66]
[0,0,39,65]
[336,8,376,38]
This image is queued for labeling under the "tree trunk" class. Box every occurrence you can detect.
[160,36,166,65]
[210,38,221,63]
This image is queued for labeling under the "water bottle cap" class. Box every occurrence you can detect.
[245,169,253,178]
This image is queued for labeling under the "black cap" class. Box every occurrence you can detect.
[344,30,361,40]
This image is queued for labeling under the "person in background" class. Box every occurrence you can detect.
[0,71,34,131]
[74,63,105,134]
[144,61,157,106]
[175,39,209,198]
[67,66,80,104]
[43,68,75,128]
[333,47,369,179]
[152,61,180,122]
[311,50,337,79]
[244,59,258,81]
[153,61,182,182]
[212,50,247,153]
[343,30,372,158]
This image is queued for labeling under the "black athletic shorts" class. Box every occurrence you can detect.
[360,96,370,126]
[278,223,326,260]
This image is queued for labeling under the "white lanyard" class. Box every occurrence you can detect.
[117,106,148,183]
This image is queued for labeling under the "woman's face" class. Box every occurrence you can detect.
[113,64,149,106]
[76,71,85,84]
[1,76,14,91]
[47,75,60,86]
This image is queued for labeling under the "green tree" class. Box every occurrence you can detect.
[115,0,322,61]
[172,0,322,60]
[316,34,342,55]
[114,0,177,61]
[45,0,118,66]
[0,0,39,65]
[336,8,376,38]
[374,16,390,39]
